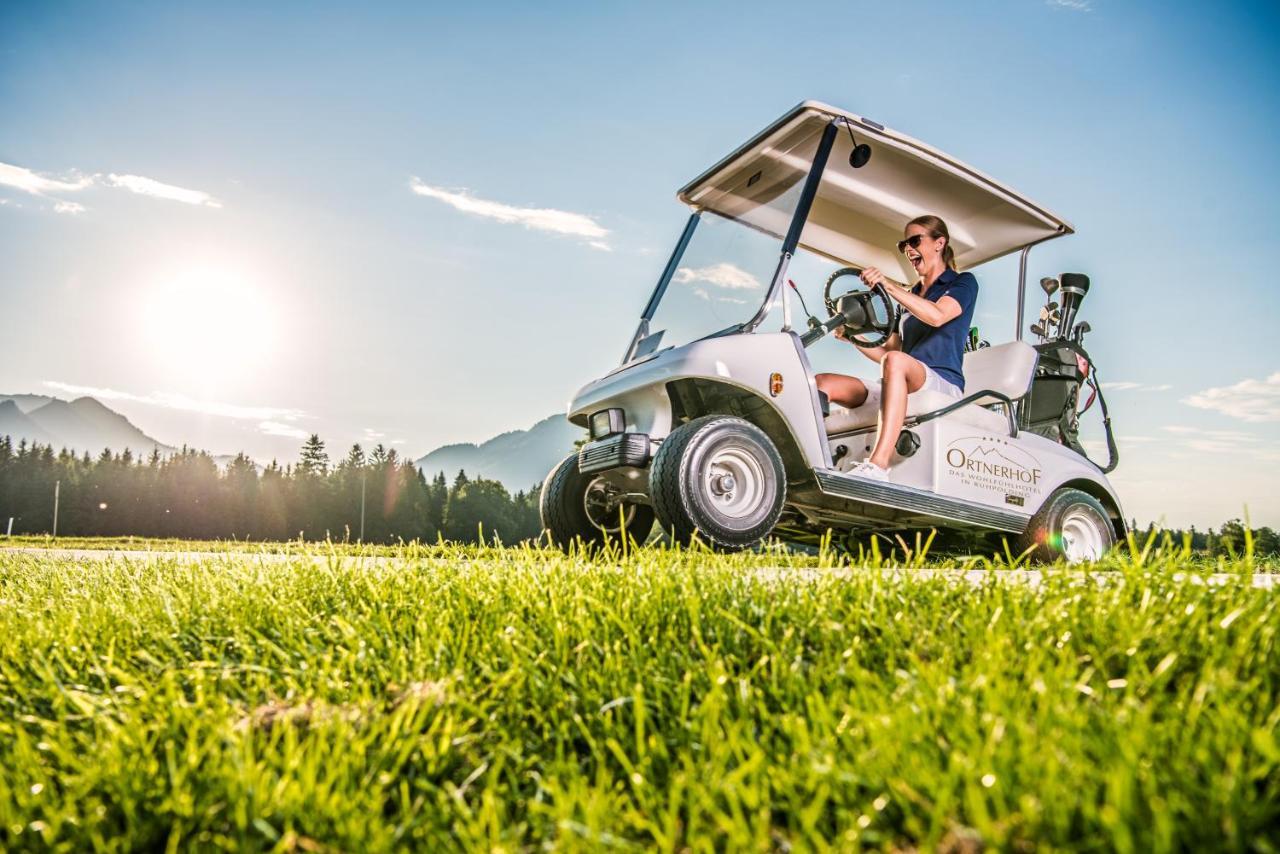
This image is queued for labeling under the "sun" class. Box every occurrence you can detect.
[139,265,281,382]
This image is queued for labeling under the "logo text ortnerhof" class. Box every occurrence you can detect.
[944,439,1042,485]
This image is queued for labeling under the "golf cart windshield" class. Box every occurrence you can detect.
[640,209,793,353]
[626,135,817,360]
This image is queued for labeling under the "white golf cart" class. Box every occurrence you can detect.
[541,102,1123,562]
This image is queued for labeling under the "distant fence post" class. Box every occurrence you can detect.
[5,517,11,537]
[53,479,60,538]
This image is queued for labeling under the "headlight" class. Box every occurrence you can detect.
[590,408,625,440]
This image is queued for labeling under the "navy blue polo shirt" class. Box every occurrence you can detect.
[898,268,979,392]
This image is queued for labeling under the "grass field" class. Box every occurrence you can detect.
[1,539,1277,851]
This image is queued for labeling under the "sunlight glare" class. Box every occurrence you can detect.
[141,266,280,380]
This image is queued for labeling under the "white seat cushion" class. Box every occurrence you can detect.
[822,340,1035,435]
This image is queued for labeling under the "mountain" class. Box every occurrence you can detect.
[0,394,174,456]
[1,394,57,414]
[0,400,57,446]
[415,414,585,491]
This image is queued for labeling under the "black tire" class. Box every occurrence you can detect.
[650,415,786,552]
[1015,487,1115,563]
[540,453,655,550]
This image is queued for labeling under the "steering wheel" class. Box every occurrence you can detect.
[822,266,898,348]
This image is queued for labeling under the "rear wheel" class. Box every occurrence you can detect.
[540,453,654,550]
[650,415,786,552]
[1016,487,1114,563]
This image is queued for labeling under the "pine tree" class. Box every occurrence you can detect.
[423,472,448,540]
[444,475,513,543]
[297,434,330,477]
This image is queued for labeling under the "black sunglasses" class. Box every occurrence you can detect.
[896,234,931,254]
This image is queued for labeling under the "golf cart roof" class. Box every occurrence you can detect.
[677,101,1073,279]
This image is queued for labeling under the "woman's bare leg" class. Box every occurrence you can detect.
[815,373,870,408]
[868,351,927,469]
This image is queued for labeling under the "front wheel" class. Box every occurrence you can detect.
[540,453,655,550]
[1016,487,1115,563]
[650,415,786,552]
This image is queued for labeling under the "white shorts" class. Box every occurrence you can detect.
[919,365,964,398]
[863,365,963,407]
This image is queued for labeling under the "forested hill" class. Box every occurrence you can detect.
[0,435,544,543]
[414,414,584,490]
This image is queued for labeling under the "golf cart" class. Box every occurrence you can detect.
[541,102,1123,562]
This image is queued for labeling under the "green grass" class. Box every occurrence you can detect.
[0,535,436,556]
[0,540,1277,851]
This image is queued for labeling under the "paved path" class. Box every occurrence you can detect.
[4,547,1275,589]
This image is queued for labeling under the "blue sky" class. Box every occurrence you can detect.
[2,0,1278,527]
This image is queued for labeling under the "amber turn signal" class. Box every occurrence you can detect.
[769,372,783,397]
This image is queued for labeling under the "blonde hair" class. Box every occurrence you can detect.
[907,214,956,270]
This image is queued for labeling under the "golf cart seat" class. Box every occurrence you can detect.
[824,341,1038,435]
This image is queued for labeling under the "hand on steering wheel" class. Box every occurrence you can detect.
[822,266,899,348]
[858,267,888,289]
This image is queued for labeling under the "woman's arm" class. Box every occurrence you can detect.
[885,288,961,328]
[860,267,963,328]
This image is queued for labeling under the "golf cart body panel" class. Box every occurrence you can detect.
[547,101,1124,558]
[678,101,1073,284]
[569,331,832,471]
[812,419,1123,532]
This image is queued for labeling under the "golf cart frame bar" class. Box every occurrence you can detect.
[1013,230,1070,342]
[623,211,701,363]
[622,120,841,364]
[742,119,840,335]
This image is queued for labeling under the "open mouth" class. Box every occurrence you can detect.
[907,252,923,268]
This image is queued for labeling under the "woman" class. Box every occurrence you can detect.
[815,214,978,482]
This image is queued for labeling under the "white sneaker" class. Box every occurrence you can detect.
[848,460,890,482]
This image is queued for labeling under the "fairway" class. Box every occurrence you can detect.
[1,542,1277,851]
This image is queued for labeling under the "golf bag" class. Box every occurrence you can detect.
[1021,341,1118,473]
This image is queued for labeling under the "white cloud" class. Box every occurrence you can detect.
[0,161,94,196]
[691,284,750,306]
[1182,372,1280,423]
[259,421,309,440]
[106,173,222,207]
[43,381,305,423]
[1102,381,1172,392]
[1047,0,1091,10]
[409,178,609,247]
[1162,425,1266,455]
[673,263,761,290]
[1163,425,1256,439]
[1,160,221,211]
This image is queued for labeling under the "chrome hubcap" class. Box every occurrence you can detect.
[1060,508,1106,563]
[704,445,766,520]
